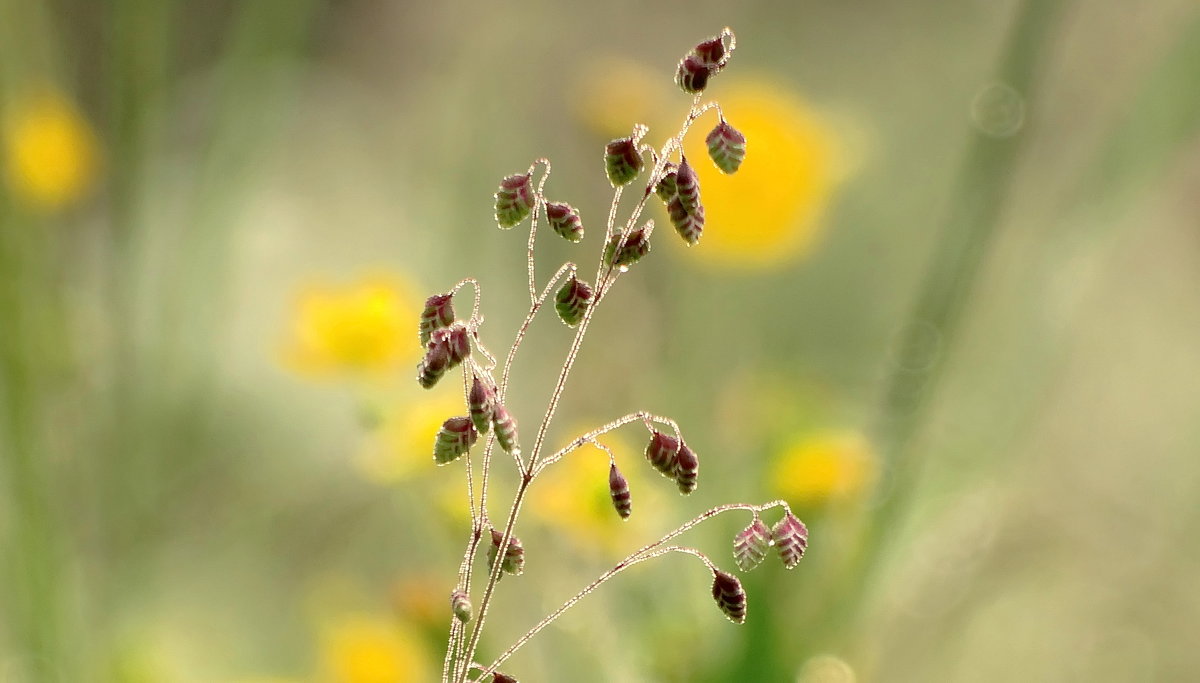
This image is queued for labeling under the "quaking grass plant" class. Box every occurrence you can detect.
[416,29,809,682]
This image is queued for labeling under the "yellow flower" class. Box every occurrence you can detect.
[571,58,668,140]
[285,274,421,379]
[319,613,431,683]
[680,80,845,269]
[357,389,462,483]
[771,431,876,507]
[3,88,98,210]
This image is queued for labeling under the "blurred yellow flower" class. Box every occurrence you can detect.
[571,58,668,140]
[3,87,98,209]
[285,274,421,379]
[771,431,876,507]
[357,389,462,483]
[681,80,845,269]
[319,613,430,683]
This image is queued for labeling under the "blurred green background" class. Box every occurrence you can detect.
[2,0,1199,681]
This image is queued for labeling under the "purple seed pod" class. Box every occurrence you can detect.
[667,196,705,246]
[431,324,470,368]
[603,228,651,269]
[468,374,496,434]
[554,275,593,327]
[492,673,518,683]
[608,462,632,520]
[705,120,747,174]
[433,416,478,465]
[654,162,679,202]
[711,570,747,624]
[675,53,710,94]
[674,442,699,495]
[492,402,520,456]
[644,430,680,479]
[771,512,809,570]
[488,527,525,576]
[675,157,702,214]
[495,173,536,229]
[450,589,472,623]
[416,337,451,389]
[545,201,584,243]
[418,293,455,346]
[733,518,771,572]
[604,137,643,187]
[694,36,726,69]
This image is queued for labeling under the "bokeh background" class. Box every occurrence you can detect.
[2,1,1199,681]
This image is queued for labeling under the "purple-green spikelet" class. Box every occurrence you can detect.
[431,323,470,368]
[545,201,584,242]
[417,337,451,389]
[495,173,535,228]
[604,137,643,187]
[674,157,701,214]
[554,275,593,327]
[733,518,771,572]
[451,589,472,623]
[468,375,496,434]
[711,570,747,624]
[654,161,678,202]
[488,527,525,576]
[644,431,680,479]
[675,53,709,94]
[608,462,632,520]
[771,512,809,570]
[419,293,455,346]
[433,416,478,465]
[604,228,651,269]
[693,36,726,68]
[674,442,699,494]
[705,120,746,174]
[492,673,518,683]
[492,403,520,456]
[667,196,705,246]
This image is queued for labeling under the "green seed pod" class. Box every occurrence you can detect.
[733,518,771,572]
[487,527,525,576]
[654,162,679,202]
[495,173,535,229]
[450,590,472,623]
[433,416,478,465]
[604,137,643,187]
[609,462,632,520]
[468,375,496,434]
[675,157,701,214]
[711,570,747,624]
[771,512,809,570]
[418,293,455,346]
[705,120,747,174]
[554,275,593,327]
[674,442,699,494]
[667,196,705,246]
[603,228,651,269]
[644,431,680,479]
[492,403,520,456]
[545,201,584,242]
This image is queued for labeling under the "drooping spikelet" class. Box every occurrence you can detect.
[674,442,699,494]
[468,374,496,434]
[733,518,771,572]
[604,137,643,187]
[603,228,651,269]
[450,589,472,623]
[433,416,478,465]
[608,462,632,520]
[487,527,525,577]
[545,201,584,242]
[654,161,678,202]
[771,512,809,570]
[418,293,455,346]
[705,120,747,174]
[554,275,593,327]
[667,196,705,246]
[644,430,680,479]
[674,156,701,214]
[711,570,747,624]
[416,338,451,389]
[492,403,520,456]
[495,173,535,229]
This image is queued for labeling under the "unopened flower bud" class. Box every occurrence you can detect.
[433,416,478,465]
[705,120,746,174]
[495,173,535,229]
[451,590,472,623]
[488,527,525,576]
[545,201,584,243]
[418,293,455,346]
[644,430,680,479]
[733,518,771,572]
[554,275,593,327]
[674,442,699,494]
[492,403,520,456]
[711,569,747,624]
[604,137,643,187]
[609,462,632,520]
[468,375,496,434]
[771,512,809,570]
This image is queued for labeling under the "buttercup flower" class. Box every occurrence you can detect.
[284,274,421,379]
[3,87,98,209]
[319,613,431,683]
[771,431,876,507]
